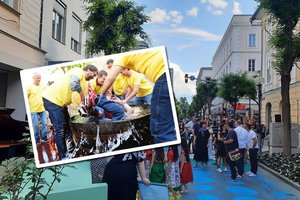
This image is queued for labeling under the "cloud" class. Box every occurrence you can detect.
[170,62,197,102]
[169,10,184,24]
[232,1,242,14]
[201,0,228,15]
[207,5,223,15]
[166,27,222,41]
[147,8,170,24]
[187,7,199,17]
[148,8,183,25]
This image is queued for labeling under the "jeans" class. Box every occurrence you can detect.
[150,73,176,143]
[134,93,152,105]
[31,111,48,143]
[43,98,67,160]
[95,95,125,121]
[249,148,258,174]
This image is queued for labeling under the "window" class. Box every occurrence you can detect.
[267,59,272,83]
[52,0,66,43]
[248,59,255,72]
[71,13,82,54]
[248,33,256,47]
[1,0,18,10]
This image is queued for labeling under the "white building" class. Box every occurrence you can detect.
[211,15,262,117]
[196,67,212,85]
[0,0,89,120]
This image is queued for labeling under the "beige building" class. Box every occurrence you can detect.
[196,67,212,85]
[0,0,89,120]
[251,8,300,152]
[211,15,261,117]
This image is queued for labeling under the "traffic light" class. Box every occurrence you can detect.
[184,74,189,83]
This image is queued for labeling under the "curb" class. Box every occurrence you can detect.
[258,162,300,191]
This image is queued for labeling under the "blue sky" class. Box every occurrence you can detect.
[135,0,259,102]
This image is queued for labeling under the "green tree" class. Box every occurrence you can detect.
[83,0,149,55]
[256,0,300,157]
[179,97,189,118]
[175,98,183,119]
[194,84,208,118]
[218,73,256,118]
[202,77,218,116]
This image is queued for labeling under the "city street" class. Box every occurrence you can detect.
[181,158,299,200]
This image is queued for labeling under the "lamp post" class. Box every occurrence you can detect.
[257,82,263,125]
[255,76,265,156]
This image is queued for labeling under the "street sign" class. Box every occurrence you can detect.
[228,108,234,116]
[190,75,196,81]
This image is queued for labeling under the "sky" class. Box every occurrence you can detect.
[135,0,259,102]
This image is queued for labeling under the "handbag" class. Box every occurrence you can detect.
[228,148,241,161]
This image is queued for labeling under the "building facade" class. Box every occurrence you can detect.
[211,15,261,117]
[196,67,212,85]
[0,0,89,120]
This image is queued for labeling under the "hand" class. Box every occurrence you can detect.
[142,177,151,185]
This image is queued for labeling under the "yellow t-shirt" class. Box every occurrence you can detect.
[113,74,127,96]
[27,84,46,112]
[89,78,103,95]
[42,68,88,107]
[126,71,153,97]
[114,49,165,83]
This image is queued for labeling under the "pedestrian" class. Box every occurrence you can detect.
[234,120,248,176]
[149,147,166,183]
[224,121,242,181]
[216,124,228,172]
[102,152,150,200]
[27,72,52,163]
[184,116,195,153]
[42,65,98,160]
[244,123,259,177]
[179,134,193,194]
[144,149,152,179]
[193,121,210,167]
[165,145,181,191]
[100,48,176,143]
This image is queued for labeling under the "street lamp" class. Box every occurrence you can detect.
[255,75,265,155]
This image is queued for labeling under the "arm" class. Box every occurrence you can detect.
[70,75,84,100]
[101,65,123,96]
[149,151,155,172]
[137,161,151,185]
[123,84,140,103]
[192,128,196,143]
[224,139,234,144]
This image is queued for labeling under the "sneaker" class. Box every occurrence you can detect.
[217,168,223,173]
[248,172,256,177]
[246,171,252,175]
[223,167,228,172]
[236,175,242,178]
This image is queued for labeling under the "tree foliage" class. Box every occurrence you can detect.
[256,0,300,157]
[178,97,189,118]
[218,73,256,117]
[82,0,150,55]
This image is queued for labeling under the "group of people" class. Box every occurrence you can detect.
[27,48,177,163]
[180,116,260,182]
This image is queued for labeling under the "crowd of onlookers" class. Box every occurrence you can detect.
[180,115,265,182]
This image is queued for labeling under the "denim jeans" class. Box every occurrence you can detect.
[150,73,176,143]
[134,93,152,105]
[95,95,125,121]
[43,98,67,160]
[31,111,48,143]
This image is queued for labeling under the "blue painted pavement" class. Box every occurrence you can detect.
[181,158,300,200]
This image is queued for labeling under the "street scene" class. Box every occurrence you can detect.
[1,0,300,199]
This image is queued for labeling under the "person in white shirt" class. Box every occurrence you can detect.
[244,123,259,177]
[185,116,195,153]
[234,120,248,176]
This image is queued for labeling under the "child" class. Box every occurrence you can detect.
[166,145,181,190]
[180,136,193,194]
[149,148,166,183]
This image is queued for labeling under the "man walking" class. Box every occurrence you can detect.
[244,123,259,177]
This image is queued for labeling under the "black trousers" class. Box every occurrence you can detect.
[226,155,244,180]
[249,148,258,174]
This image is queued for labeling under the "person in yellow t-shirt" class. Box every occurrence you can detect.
[120,68,153,105]
[27,72,48,144]
[42,65,98,160]
[106,59,127,100]
[89,70,108,95]
[100,48,176,143]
